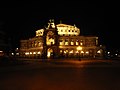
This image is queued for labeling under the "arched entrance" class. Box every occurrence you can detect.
[47,48,53,58]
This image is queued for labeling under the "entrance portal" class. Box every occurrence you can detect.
[47,48,53,58]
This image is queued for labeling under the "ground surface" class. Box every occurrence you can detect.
[0,59,120,90]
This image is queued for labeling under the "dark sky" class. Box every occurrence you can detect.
[0,1,119,49]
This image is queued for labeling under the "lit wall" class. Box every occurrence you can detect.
[36,24,80,36]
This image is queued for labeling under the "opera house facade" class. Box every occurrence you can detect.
[19,19,105,59]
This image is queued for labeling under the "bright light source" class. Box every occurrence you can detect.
[11,53,14,55]
[30,52,32,54]
[47,51,51,58]
[16,53,19,55]
[76,51,79,53]
[69,50,73,53]
[64,51,66,54]
[107,52,110,54]
[37,52,41,54]
[97,50,101,53]
[77,46,82,51]
[33,52,36,54]
[85,51,89,54]
[81,51,84,53]
[0,51,3,52]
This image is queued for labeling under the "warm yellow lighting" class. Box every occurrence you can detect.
[60,50,62,53]
[37,52,41,54]
[76,41,79,45]
[64,51,66,54]
[33,52,36,54]
[65,42,68,45]
[80,42,83,45]
[97,50,101,53]
[30,52,32,54]
[36,29,44,36]
[46,31,55,45]
[47,51,51,58]
[25,52,29,55]
[85,51,89,54]
[76,51,79,53]
[69,50,73,53]
[81,51,84,53]
[47,48,53,58]
[36,23,80,37]
[71,42,74,45]
[57,24,80,36]
[77,46,82,51]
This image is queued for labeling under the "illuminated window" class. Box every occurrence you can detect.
[81,51,84,53]
[69,50,73,53]
[60,50,62,53]
[85,51,89,54]
[80,42,83,45]
[35,41,38,47]
[38,42,42,46]
[66,50,68,53]
[59,39,64,45]
[97,50,101,53]
[32,42,34,47]
[30,52,32,54]
[76,41,79,45]
[37,51,41,54]
[65,39,69,45]
[76,51,79,53]
[71,41,74,45]
[33,52,36,54]
[64,51,66,54]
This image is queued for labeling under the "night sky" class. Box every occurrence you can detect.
[0,1,119,50]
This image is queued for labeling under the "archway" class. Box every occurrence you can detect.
[47,48,53,58]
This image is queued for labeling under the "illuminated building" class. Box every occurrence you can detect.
[19,19,105,59]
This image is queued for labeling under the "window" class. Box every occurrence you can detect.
[60,50,62,53]
[80,42,83,45]
[71,41,74,45]
[59,39,64,45]
[65,39,69,45]
[71,39,74,45]
[76,41,79,45]
[38,42,42,46]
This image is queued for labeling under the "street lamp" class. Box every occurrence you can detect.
[77,46,82,61]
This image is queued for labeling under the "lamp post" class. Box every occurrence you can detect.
[77,46,82,61]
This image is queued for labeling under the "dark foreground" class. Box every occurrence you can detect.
[0,59,120,90]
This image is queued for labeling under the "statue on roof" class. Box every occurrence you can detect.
[47,19,55,29]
